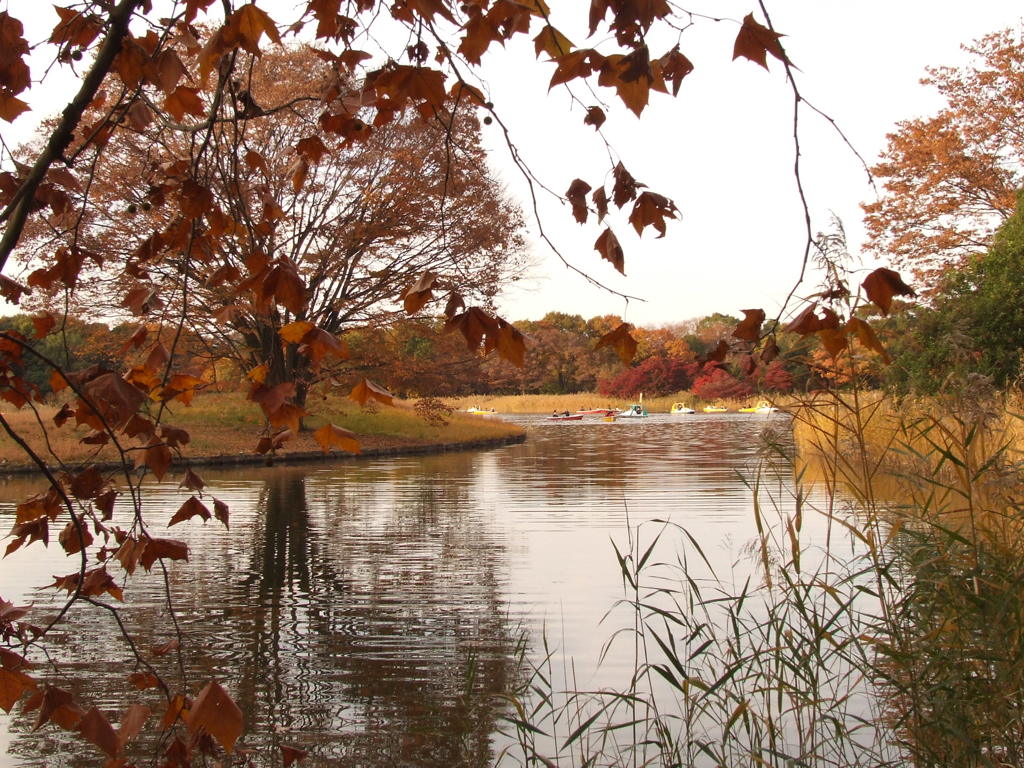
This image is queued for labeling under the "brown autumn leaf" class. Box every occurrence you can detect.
[188,681,244,755]
[732,308,766,342]
[227,3,282,54]
[817,328,849,358]
[847,317,891,363]
[566,179,591,224]
[549,49,606,90]
[445,306,498,351]
[761,335,780,363]
[282,744,310,767]
[165,86,205,121]
[31,313,56,339]
[312,423,361,455]
[180,468,205,492]
[0,665,36,713]
[80,372,146,430]
[594,323,637,365]
[58,518,93,555]
[584,106,606,129]
[117,703,151,748]
[733,13,789,70]
[659,46,694,96]
[78,707,119,757]
[495,319,526,368]
[69,467,104,499]
[783,304,823,335]
[594,228,625,274]
[168,496,211,527]
[612,162,640,208]
[628,191,677,237]
[592,186,609,221]
[29,684,84,731]
[213,498,229,528]
[703,339,729,364]
[443,292,465,319]
[139,538,189,571]
[861,267,916,316]
[279,321,316,344]
[269,403,305,433]
[534,25,573,59]
[138,437,172,481]
[401,271,437,315]
[349,378,394,407]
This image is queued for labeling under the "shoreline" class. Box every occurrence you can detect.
[0,432,527,477]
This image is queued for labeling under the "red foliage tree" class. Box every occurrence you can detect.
[598,355,697,398]
[691,363,754,400]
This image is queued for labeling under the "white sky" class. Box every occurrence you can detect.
[476,1,1024,327]
[3,1,1022,327]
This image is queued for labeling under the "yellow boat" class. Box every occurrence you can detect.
[466,406,498,415]
[739,400,778,414]
[702,404,728,413]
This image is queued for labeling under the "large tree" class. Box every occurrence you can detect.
[863,29,1023,283]
[15,46,525,406]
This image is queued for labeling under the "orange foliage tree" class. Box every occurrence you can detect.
[863,28,1023,283]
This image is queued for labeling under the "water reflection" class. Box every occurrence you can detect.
[0,414,800,766]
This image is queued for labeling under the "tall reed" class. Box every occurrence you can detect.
[499,382,1024,767]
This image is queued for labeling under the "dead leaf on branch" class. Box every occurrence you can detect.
[862,267,915,315]
[312,423,360,454]
[566,179,592,224]
[401,271,437,315]
[732,309,766,342]
[594,228,625,274]
[188,681,243,755]
[733,13,790,70]
[628,191,677,237]
[594,323,637,365]
[847,317,891,363]
[349,378,394,407]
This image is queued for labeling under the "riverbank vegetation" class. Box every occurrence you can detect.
[0,392,523,469]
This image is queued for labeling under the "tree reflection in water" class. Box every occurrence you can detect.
[3,463,521,767]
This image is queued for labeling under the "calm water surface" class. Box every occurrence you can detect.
[0,413,827,766]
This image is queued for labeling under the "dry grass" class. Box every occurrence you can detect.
[448,392,787,414]
[0,391,523,470]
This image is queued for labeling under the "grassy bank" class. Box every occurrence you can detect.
[0,392,524,469]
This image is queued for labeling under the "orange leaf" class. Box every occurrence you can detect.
[594,323,637,365]
[139,538,189,570]
[862,267,915,316]
[628,191,677,237]
[817,328,849,358]
[168,496,211,527]
[733,13,789,70]
[269,403,305,433]
[732,308,766,342]
[348,378,394,407]
[594,228,625,274]
[401,271,437,315]
[847,317,890,363]
[534,25,573,59]
[31,313,56,339]
[138,437,172,481]
[0,666,36,713]
[312,423,361,455]
[117,703,150,748]
[444,306,498,351]
[495,319,526,368]
[279,321,316,344]
[282,744,310,767]
[78,707,119,757]
[566,179,591,224]
[164,86,205,121]
[187,681,243,755]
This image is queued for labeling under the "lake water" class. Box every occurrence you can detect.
[0,413,848,766]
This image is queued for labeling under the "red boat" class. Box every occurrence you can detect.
[547,413,584,421]
[575,408,617,416]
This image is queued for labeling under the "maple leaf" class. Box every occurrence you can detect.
[534,25,573,59]
[817,328,849,358]
[612,162,640,208]
[784,304,824,335]
[549,49,605,89]
[312,423,360,454]
[659,46,694,96]
[862,267,916,315]
[495,318,526,367]
[847,317,891,363]
[349,378,394,407]
[78,707,119,757]
[401,271,438,315]
[595,323,638,365]
[279,321,316,344]
[226,4,281,54]
[117,703,151,748]
[165,86,205,122]
[282,744,310,767]
[566,179,592,224]
[584,106,606,129]
[138,437,172,482]
[628,191,677,237]
[140,538,189,570]
[0,664,36,713]
[733,14,789,70]
[732,309,766,342]
[188,681,243,755]
[168,496,211,527]
[592,187,609,221]
[28,684,83,731]
[445,307,498,351]
[594,228,625,274]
